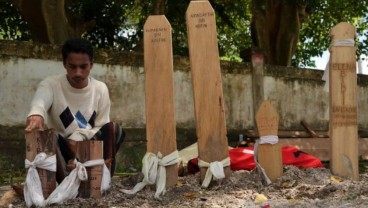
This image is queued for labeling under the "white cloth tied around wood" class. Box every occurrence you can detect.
[254,135,279,185]
[197,157,231,188]
[24,153,111,207]
[322,39,355,92]
[24,152,56,207]
[47,159,111,204]
[121,150,180,199]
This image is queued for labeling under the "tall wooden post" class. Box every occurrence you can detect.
[252,49,265,117]
[25,129,56,198]
[144,15,178,187]
[256,100,283,182]
[329,22,359,180]
[186,0,230,183]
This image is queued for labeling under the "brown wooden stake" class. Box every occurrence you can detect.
[300,120,318,138]
[186,0,230,183]
[329,22,359,180]
[72,140,103,198]
[144,15,178,188]
[255,100,283,182]
[25,129,56,198]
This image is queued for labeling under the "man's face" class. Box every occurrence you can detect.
[64,52,93,89]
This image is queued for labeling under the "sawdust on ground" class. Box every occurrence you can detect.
[4,166,368,208]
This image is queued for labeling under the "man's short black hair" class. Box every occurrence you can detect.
[61,38,94,62]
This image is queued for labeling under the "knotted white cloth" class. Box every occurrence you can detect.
[24,152,56,208]
[46,159,111,205]
[121,150,180,199]
[254,135,279,185]
[24,155,111,207]
[197,157,230,188]
[322,39,355,92]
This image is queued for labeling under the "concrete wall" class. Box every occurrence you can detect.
[2,40,368,172]
[0,40,256,130]
[2,40,368,130]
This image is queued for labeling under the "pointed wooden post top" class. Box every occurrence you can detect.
[255,100,279,136]
[187,0,214,15]
[144,15,171,29]
[330,22,356,40]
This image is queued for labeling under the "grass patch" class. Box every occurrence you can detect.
[0,154,26,186]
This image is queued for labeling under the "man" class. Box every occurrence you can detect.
[25,38,124,181]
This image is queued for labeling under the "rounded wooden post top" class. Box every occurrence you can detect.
[255,100,279,136]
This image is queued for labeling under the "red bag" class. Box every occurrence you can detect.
[187,146,323,174]
[229,147,255,171]
[281,146,324,168]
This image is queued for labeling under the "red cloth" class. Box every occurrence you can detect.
[229,147,256,171]
[187,146,323,174]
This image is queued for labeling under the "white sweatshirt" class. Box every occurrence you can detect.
[28,74,111,141]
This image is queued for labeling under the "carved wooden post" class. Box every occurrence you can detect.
[186,0,230,183]
[144,15,178,187]
[329,22,359,180]
[256,100,283,182]
[25,129,56,198]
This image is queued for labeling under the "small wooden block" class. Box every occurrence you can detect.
[255,100,283,182]
[144,15,178,188]
[71,140,103,198]
[25,129,56,198]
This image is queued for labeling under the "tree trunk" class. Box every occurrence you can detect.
[251,0,307,66]
[152,0,166,15]
[11,0,94,44]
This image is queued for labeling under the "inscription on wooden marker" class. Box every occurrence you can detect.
[332,105,357,126]
[331,63,355,105]
[145,27,168,43]
[331,62,357,126]
[189,12,214,29]
[256,116,279,133]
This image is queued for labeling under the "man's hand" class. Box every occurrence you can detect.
[25,115,45,132]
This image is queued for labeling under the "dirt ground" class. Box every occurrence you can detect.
[2,165,368,208]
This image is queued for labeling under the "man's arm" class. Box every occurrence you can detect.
[25,115,45,132]
[25,80,53,132]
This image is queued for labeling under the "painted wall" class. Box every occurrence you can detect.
[3,40,368,172]
[1,40,368,132]
[0,57,255,130]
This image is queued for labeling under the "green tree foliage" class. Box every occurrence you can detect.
[0,0,367,67]
[0,1,30,40]
[67,0,139,50]
[294,0,368,67]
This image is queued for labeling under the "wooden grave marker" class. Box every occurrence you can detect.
[329,22,359,180]
[25,129,56,198]
[186,0,230,183]
[68,140,104,198]
[144,15,178,187]
[255,100,283,182]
